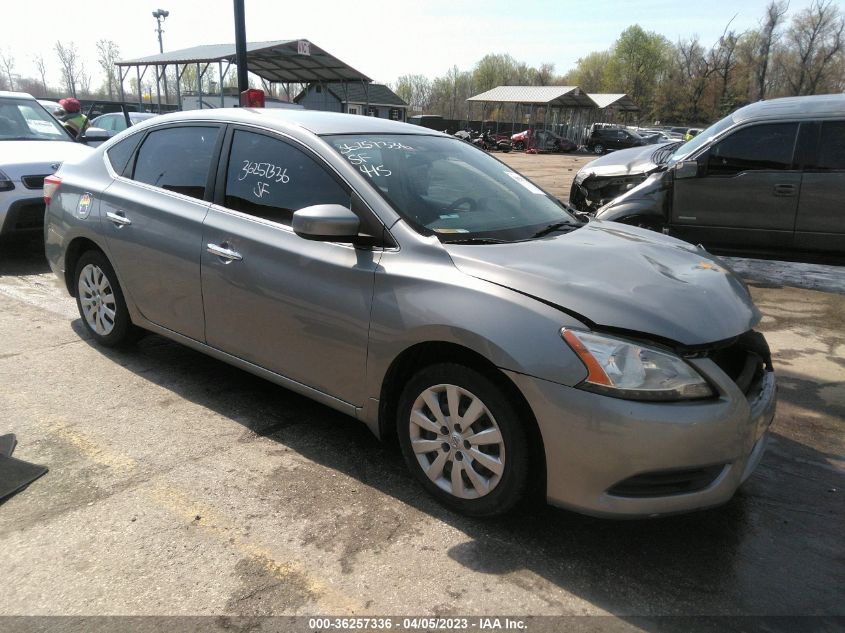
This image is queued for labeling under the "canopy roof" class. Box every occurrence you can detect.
[587,93,639,111]
[118,39,372,83]
[467,86,598,108]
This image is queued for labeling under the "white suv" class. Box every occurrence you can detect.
[0,91,92,238]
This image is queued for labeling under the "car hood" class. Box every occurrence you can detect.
[445,221,760,347]
[0,140,92,179]
[574,142,678,184]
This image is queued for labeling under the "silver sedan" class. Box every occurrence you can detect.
[44,108,775,517]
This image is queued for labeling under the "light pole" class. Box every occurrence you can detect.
[152,9,169,104]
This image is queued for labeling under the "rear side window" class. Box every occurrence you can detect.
[106,133,142,176]
[815,121,845,171]
[132,126,220,199]
[708,123,798,175]
[223,129,349,226]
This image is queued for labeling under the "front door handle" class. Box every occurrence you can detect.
[207,242,243,262]
[105,210,132,226]
[773,184,796,197]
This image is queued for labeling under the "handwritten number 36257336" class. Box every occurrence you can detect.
[239,160,289,184]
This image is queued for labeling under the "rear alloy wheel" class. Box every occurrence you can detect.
[397,364,529,516]
[593,143,605,155]
[514,141,525,151]
[75,250,137,347]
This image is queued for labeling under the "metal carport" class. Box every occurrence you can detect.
[467,86,600,144]
[467,87,639,144]
[116,39,372,112]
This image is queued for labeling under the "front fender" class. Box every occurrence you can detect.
[595,172,669,223]
[365,252,591,409]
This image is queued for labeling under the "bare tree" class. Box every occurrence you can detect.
[710,18,743,112]
[753,1,790,99]
[676,37,717,121]
[55,41,82,97]
[0,49,16,91]
[780,0,844,94]
[393,74,433,114]
[79,63,91,96]
[33,54,48,94]
[96,40,121,100]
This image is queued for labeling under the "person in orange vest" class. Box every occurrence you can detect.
[58,98,90,138]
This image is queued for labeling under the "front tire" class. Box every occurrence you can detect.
[397,363,530,516]
[514,141,525,151]
[592,143,605,155]
[74,250,138,347]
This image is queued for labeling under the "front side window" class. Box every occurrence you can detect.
[224,130,349,226]
[132,126,220,199]
[707,123,798,175]
[326,134,578,242]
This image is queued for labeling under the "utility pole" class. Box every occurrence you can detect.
[233,0,248,96]
[152,9,169,104]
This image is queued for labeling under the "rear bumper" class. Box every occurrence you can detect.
[507,360,776,518]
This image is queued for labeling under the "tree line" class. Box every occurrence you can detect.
[393,0,844,125]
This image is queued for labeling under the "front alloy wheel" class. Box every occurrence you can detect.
[398,364,529,516]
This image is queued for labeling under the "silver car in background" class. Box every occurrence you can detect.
[44,109,776,518]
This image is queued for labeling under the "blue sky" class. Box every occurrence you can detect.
[3,0,822,87]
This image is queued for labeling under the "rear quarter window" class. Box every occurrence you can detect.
[105,133,143,176]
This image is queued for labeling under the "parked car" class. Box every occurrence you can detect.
[585,126,647,154]
[511,129,576,153]
[45,108,775,518]
[589,94,845,256]
[638,130,674,144]
[37,100,63,118]
[91,111,158,136]
[570,141,683,212]
[0,91,98,238]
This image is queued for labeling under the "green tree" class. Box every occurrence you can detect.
[605,25,672,119]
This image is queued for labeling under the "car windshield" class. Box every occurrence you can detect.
[668,114,735,165]
[326,134,578,242]
[0,98,71,141]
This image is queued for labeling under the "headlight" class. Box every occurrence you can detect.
[561,328,713,401]
[0,168,14,192]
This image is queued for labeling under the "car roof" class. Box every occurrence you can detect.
[732,93,845,124]
[132,107,446,137]
[0,91,36,100]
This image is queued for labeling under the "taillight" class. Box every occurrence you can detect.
[43,175,62,206]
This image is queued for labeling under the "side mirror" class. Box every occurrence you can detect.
[292,204,360,242]
[79,127,111,145]
[674,160,700,180]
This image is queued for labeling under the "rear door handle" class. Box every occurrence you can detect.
[207,242,243,262]
[773,184,796,197]
[105,210,132,226]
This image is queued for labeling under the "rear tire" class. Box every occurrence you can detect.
[514,141,525,151]
[74,250,139,347]
[593,144,605,155]
[397,363,530,516]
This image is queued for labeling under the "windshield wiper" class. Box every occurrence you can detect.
[530,221,578,239]
[442,237,510,245]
